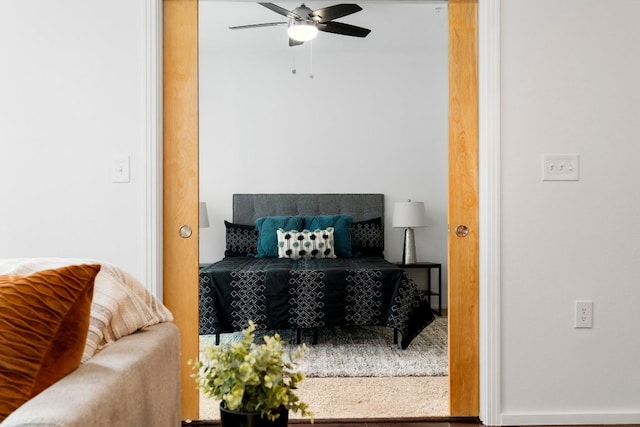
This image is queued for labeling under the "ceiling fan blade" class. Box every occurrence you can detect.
[310,4,362,23]
[259,3,300,19]
[289,38,304,47]
[318,21,371,38]
[229,22,287,30]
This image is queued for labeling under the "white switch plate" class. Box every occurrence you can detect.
[111,155,130,183]
[543,154,580,181]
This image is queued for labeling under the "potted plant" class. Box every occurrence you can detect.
[191,321,313,426]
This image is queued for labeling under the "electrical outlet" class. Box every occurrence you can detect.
[575,300,593,328]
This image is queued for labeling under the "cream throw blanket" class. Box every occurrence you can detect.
[0,258,173,362]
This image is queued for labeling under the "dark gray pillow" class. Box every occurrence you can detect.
[224,220,258,257]
[351,217,384,257]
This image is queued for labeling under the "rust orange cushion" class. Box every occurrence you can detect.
[0,264,100,421]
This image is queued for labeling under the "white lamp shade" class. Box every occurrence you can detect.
[288,22,318,42]
[199,202,210,228]
[392,201,427,228]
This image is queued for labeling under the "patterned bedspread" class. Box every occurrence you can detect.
[199,256,434,349]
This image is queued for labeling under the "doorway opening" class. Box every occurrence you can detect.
[162,0,479,420]
[197,1,448,420]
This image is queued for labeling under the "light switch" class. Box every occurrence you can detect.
[542,154,579,181]
[111,156,130,183]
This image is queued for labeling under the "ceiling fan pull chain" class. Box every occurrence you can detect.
[292,50,297,75]
[309,40,314,79]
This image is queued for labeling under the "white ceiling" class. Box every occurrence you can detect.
[199,1,448,56]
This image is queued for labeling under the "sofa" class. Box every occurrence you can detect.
[0,259,180,427]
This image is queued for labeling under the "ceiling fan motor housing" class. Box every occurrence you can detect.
[292,4,314,19]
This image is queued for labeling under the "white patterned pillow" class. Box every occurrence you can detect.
[0,258,174,363]
[277,228,336,260]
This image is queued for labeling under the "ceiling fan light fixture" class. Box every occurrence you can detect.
[288,21,318,42]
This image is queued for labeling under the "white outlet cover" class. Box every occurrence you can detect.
[542,154,580,181]
[575,300,593,328]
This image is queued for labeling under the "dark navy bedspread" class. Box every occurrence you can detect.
[199,256,434,349]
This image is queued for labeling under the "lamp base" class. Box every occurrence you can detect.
[401,228,417,265]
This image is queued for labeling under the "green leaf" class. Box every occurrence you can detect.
[191,321,314,422]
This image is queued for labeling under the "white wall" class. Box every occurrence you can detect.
[500,0,640,424]
[10,0,640,423]
[198,2,449,305]
[0,0,150,282]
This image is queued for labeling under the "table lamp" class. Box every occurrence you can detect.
[392,199,427,265]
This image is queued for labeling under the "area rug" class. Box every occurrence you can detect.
[199,316,448,377]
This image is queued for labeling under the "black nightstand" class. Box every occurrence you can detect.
[394,262,442,316]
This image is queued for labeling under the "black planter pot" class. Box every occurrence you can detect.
[219,404,289,427]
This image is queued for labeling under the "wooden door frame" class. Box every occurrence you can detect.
[163,0,200,418]
[448,0,479,416]
[161,0,496,421]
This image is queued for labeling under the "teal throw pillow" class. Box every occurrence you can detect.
[255,216,304,258]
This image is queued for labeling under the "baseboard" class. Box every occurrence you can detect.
[500,411,640,426]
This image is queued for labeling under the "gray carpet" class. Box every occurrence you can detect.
[199,316,448,377]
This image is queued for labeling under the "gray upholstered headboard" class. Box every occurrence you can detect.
[233,193,384,230]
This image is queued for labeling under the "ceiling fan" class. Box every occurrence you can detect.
[229,3,371,47]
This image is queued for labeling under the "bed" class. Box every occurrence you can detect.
[199,193,435,349]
